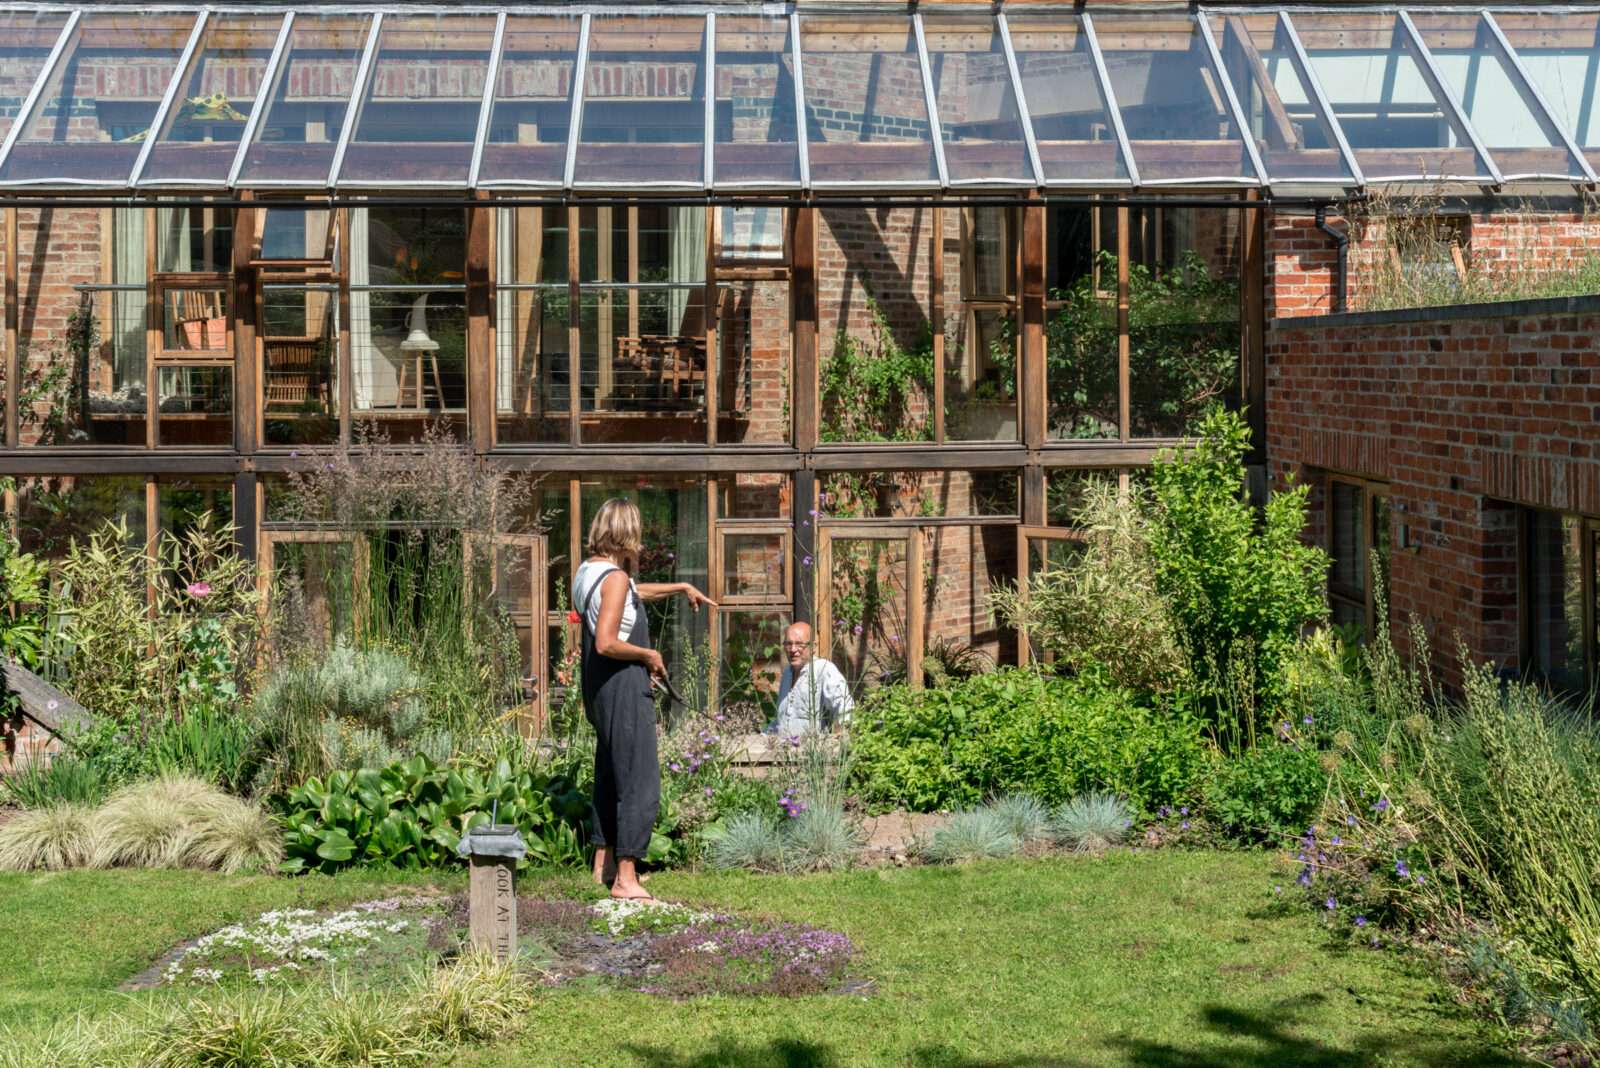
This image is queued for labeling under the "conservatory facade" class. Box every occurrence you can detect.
[3,1,1600,717]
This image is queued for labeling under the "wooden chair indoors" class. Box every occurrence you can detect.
[173,289,227,352]
[263,337,329,414]
[611,335,707,410]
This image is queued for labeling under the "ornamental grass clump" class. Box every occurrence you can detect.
[925,809,1020,864]
[1052,792,1132,854]
[406,952,536,1044]
[707,810,788,873]
[987,794,1054,847]
[0,803,100,872]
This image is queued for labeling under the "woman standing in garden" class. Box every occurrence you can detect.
[573,497,714,900]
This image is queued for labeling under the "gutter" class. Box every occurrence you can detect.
[1314,204,1349,313]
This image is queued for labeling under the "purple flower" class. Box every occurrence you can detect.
[1159,806,1171,819]
[1395,859,1410,878]
[1179,807,1189,817]
[186,581,212,598]
[808,509,818,518]
[802,555,813,567]
[1272,885,1282,894]
[1330,835,1342,846]
[1354,915,1368,928]
[1324,897,1337,911]
[1180,820,1190,831]
[1296,868,1313,888]
[852,624,864,636]
[704,787,714,798]
[1303,715,1315,725]
[669,762,682,772]
[1346,815,1358,827]
[1372,797,1390,813]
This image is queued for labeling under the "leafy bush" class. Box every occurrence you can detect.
[1052,792,1132,853]
[991,478,1188,694]
[51,517,261,735]
[851,668,1208,814]
[1205,737,1328,844]
[1142,408,1329,745]
[275,753,587,874]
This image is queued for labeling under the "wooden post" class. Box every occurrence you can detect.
[931,206,945,443]
[1020,195,1046,452]
[234,470,257,566]
[1242,192,1266,466]
[337,206,352,446]
[467,193,493,453]
[793,468,815,625]
[145,205,159,449]
[704,202,718,447]
[1116,204,1130,442]
[233,193,258,456]
[791,201,817,451]
[4,205,16,450]
[461,825,523,962]
[567,203,580,447]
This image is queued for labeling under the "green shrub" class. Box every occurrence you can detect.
[1,755,111,808]
[1204,739,1327,844]
[851,668,1208,814]
[274,753,588,874]
[1143,407,1329,745]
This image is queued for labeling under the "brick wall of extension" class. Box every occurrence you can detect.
[1265,291,1600,692]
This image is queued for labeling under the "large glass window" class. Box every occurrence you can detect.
[1497,12,1600,174]
[139,15,285,187]
[338,15,496,188]
[495,206,569,445]
[1205,13,1357,185]
[800,15,939,187]
[923,15,1035,185]
[351,204,467,439]
[0,13,197,185]
[1327,476,1391,640]
[574,16,706,188]
[15,475,146,560]
[234,15,370,187]
[1524,508,1595,697]
[262,285,338,446]
[714,15,802,187]
[1009,14,1130,185]
[1290,12,1493,182]
[1089,12,1256,184]
[478,15,582,188]
[0,13,71,147]
[1409,12,1585,180]
[947,206,1019,442]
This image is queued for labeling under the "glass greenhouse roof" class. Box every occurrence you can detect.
[0,4,1596,193]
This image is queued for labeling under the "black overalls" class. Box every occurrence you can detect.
[579,567,661,859]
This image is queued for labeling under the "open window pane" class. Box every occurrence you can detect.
[0,13,70,146]
[718,610,789,727]
[140,16,285,186]
[800,15,939,187]
[1009,14,1129,185]
[338,15,495,187]
[1410,12,1584,180]
[826,536,911,694]
[716,278,791,446]
[1526,509,1588,695]
[1,14,197,186]
[263,285,338,446]
[714,15,802,186]
[575,16,706,188]
[1290,12,1492,182]
[479,15,581,188]
[157,364,232,447]
[946,307,1018,442]
[1206,14,1357,185]
[923,15,1034,185]
[1495,11,1600,171]
[235,15,369,186]
[1091,12,1255,184]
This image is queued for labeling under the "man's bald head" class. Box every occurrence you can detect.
[783,621,814,669]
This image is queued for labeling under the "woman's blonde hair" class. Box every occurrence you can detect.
[586,497,643,564]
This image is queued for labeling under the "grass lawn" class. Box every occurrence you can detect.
[0,851,1518,1067]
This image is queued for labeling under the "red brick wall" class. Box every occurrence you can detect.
[1267,301,1600,689]
[12,206,110,446]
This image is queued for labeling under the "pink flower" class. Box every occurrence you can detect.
[186,582,212,599]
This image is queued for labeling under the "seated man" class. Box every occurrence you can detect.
[768,621,854,735]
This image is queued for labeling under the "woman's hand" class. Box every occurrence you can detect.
[683,585,717,612]
[641,648,667,682]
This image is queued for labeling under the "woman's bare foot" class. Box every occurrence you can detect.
[610,856,652,900]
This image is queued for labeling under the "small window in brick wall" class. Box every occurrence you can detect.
[1327,475,1391,643]
[1521,508,1599,699]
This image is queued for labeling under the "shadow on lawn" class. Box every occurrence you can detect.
[621,1003,1522,1068]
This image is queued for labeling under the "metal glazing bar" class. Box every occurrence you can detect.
[703,12,716,189]
[226,11,295,188]
[467,12,508,190]
[564,12,592,190]
[790,9,810,190]
[996,12,1044,188]
[1482,10,1597,183]
[328,11,384,188]
[128,9,210,188]
[912,12,949,188]
[1278,9,1364,188]
[1195,11,1266,187]
[1080,13,1140,188]
[0,11,80,181]
[1398,10,1503,186]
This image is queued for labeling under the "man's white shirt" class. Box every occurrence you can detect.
[770,657,854,735]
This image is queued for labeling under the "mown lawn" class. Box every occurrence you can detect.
[1,851,1518,1067]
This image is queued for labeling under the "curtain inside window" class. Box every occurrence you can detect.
[349,207,388,409]
[495,206,514,412]
[111,208,146,394]
[667,205,705,333]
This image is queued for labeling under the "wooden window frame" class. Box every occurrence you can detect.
[815,521,926,691]
[1326,473,1391,642]
[1517,507,1600,697]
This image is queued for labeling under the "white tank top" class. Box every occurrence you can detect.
[572,559,638,637]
